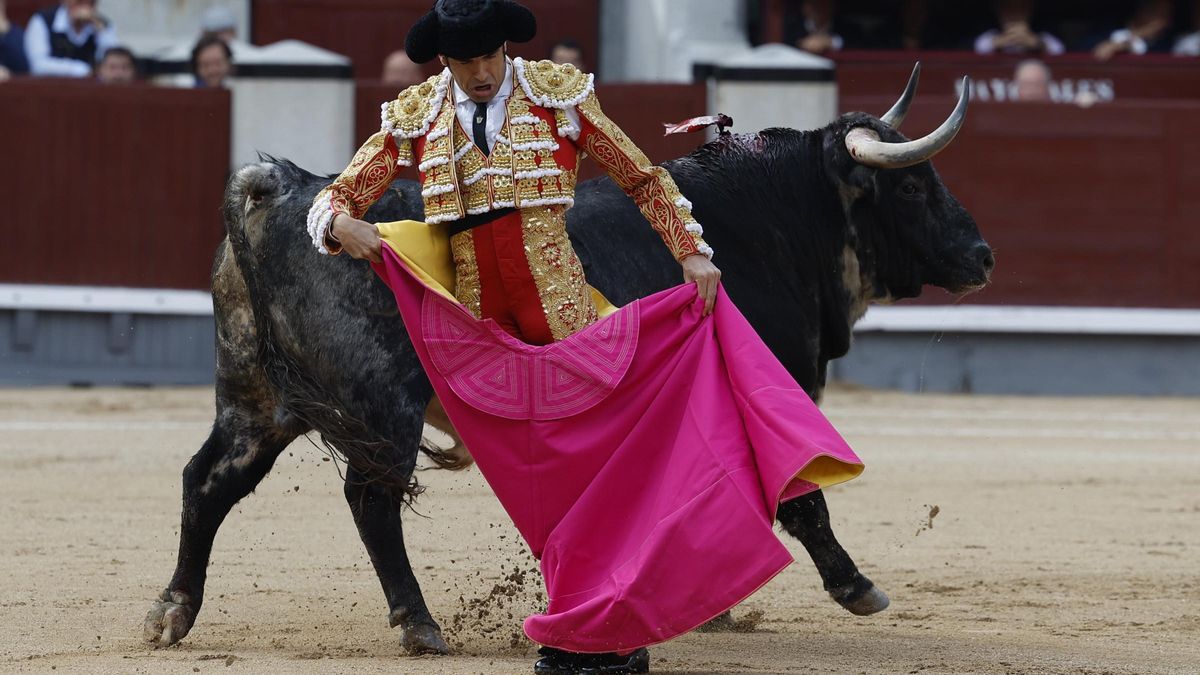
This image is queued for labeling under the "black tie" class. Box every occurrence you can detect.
[473,101,490,157]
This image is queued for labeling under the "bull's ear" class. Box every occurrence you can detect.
[824,125,878,195]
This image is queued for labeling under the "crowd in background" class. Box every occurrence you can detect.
[0,0,233,85]
[0,0,586,90]
[4,0,1200,91]
[780,0,1200,58]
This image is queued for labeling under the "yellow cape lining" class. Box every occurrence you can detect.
[375,220,618,317]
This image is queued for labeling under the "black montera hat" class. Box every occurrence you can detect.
[405,0,537,64]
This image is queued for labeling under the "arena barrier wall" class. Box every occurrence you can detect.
[0,81,228,385]
[3,71,1198,392]
[835,52,1200,103]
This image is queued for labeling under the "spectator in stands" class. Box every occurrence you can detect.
[381,49,423,87]
[549,38,585,69]
[95,44,134,83]
[0,0,29,81]
[200,6,237,43]
[24,0,118,77]
[191,35,232,89]
[785,0,928,51]
[974,0,1064,56]
[793,0,843,54]
[1093,0,1172,60]
[1012,59,1052,101]
[1172,0,1200,56]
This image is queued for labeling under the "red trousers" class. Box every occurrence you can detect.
[451,208,602,346]
[471,214,555,345]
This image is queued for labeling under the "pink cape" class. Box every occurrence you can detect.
[373,244,863,653]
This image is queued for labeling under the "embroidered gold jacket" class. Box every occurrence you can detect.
[307,57,712,263]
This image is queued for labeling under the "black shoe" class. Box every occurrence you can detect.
[534,648,572,675]
[533,646,650,674]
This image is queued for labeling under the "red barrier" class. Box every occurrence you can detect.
[0,80,230,289]
[835,52,1200,102]
[4,73,1195,309]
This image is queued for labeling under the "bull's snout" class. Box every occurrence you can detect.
[969,243,995,280]
[942,241,995,294]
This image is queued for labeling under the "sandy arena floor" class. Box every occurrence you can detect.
[0,386,1197,674]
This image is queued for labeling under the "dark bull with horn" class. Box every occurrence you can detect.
[142,63,991,656]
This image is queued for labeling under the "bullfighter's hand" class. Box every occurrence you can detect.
[331,214,383,263]
[682,254,721,316]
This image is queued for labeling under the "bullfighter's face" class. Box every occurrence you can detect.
[441,45,507,103]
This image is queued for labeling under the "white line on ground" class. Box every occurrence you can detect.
[835,424,1200,442]
[823,406,1200,426]
[0,421,211,431]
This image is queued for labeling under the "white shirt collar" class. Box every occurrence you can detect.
[452,58,514,109]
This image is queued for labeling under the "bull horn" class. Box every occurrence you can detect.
[846,77,970,169]
[880,62,921,129]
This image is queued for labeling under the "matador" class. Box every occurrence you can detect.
[307,0,721,349]
[307,4,868,674]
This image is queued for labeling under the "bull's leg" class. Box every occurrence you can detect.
[777,489,890,615]
[345,466,450,655]
[144,415,293,646]
[338,397,449,656]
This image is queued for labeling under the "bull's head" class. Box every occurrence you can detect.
[824,64,993,303]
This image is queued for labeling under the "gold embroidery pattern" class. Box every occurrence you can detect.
[520,206,597,340]
[386,73,449,138]
[450,231,482,318]
[517,59,594,108]
[322,130,401,219]
[415,81,580,222]
[420,105,466,223]
[577,93,708,261]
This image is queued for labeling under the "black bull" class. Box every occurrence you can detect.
[144,104,992,654]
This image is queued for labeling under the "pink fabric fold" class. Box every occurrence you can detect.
[373,246,863,653]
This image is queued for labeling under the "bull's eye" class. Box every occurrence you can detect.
[900,182,920,197]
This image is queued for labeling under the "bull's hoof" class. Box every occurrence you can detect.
[830,581,890,616]
[401,623,450,655]
[144,589,196,647]
[696,610,736,632]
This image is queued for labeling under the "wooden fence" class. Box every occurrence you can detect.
[0,80,230,289]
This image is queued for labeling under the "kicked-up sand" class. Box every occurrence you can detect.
[0,386,1197,674]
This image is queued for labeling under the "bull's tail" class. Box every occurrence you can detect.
[221,159,425,505]
[223,161,285,233]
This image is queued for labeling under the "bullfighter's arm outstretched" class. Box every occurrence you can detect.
[307,130,413,256]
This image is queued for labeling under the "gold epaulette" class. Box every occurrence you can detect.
[382,72,451,139]
[514,57,595,109]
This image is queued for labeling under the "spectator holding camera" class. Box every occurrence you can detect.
[1093,0,1172,60]
[25,0,118,77]
[975,0,1064,56]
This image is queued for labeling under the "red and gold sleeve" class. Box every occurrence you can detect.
[575,93,713,262]
[306,130,411,255]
